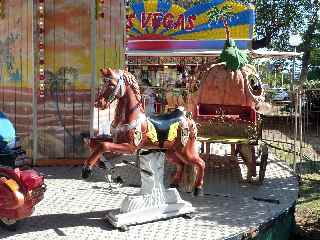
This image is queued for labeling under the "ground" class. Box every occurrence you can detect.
[262,116,320,240]
[294,173,320,240]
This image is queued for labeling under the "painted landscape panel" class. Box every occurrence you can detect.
[0,0,125,161]
[0,0,34,157]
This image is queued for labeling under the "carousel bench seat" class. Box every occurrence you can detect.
[195,104,259,145]
[196,104,256,122]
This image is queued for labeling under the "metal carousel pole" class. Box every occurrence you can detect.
[90,0,97,137]
[289,34,302,172]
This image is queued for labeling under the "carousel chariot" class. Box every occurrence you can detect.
[0,111,46,230]
[194,39,269,183]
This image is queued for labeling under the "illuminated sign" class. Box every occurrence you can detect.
[126,0,255,51]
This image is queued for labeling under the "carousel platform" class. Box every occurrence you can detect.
[0,154,298,240]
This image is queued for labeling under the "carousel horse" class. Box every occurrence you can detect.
[82,68,205,196]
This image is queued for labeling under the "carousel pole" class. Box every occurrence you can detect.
[89,0,97,137]
[32,0,37,165]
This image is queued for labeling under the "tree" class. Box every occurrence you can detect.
[250,0,304,50]
[297,0,320,83]
[246,0,319,84]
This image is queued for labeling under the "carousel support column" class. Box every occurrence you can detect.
[89,0,97,137]
[231,144,237,165]
[105,151,195,229]
[205,142,211,160]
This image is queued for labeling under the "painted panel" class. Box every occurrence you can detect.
[0,0,34,157]
[0,0,125,161]
[38,0,92,159]
[38,0,125,160]
[127,0,255,51]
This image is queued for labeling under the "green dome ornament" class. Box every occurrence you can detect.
[220,39,249,71]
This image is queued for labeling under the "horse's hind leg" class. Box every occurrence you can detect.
[189,156,205,196]
[166,151,184,188]
[176,151,205,196]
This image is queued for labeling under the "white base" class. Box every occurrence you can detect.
[105,188,195,228]
[105,152,195,228]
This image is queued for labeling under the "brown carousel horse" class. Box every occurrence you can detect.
[82,68,205,196]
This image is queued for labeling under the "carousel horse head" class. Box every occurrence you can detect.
[95,68,127,110]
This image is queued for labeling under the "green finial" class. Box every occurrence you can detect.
[220,39,248,71]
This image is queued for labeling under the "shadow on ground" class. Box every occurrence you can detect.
[0,210,116,238]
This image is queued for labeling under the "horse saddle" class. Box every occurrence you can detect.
[148,109,185,145]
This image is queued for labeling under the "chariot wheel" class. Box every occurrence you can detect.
[0,217,19,231]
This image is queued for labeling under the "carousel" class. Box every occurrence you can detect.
[75,0,299,238]
[80,46,299,237]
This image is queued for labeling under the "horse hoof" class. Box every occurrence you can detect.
[169,183,179,189]
[194,187,204,197]
[98,161,107,170]
[113,176,124,184]
[82,166,93,179]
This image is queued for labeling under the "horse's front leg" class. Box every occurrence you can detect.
[82,142,137,179]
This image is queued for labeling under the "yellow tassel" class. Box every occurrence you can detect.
[167,122,180,142]
[146,120,158,143]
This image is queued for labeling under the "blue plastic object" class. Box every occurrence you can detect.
[0,111,16,149]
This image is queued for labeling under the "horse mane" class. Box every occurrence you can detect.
[121,70,142,103]
[113,70,143,123]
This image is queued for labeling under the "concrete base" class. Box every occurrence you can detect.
[105,151,194,228]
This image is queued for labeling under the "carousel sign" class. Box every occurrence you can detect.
[126,0,255,51]
[127,12,196,31]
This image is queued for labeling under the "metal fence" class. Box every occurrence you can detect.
[261,88,320,175]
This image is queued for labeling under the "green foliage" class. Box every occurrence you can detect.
[252,0,303,50]
[307,67,320,80]
[296,173,320,226]
[311,49,320,66]
[303,80,320,89]
[305,67,320,89]
[254,61,292,88]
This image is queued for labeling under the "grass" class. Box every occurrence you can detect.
[261,106,320,239]
[263,138,320,239]
[294,173,320,240]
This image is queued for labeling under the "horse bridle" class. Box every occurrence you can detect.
[102,72,143,114]
[104,73,126,104]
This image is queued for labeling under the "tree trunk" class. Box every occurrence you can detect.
[252,34,273,50]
